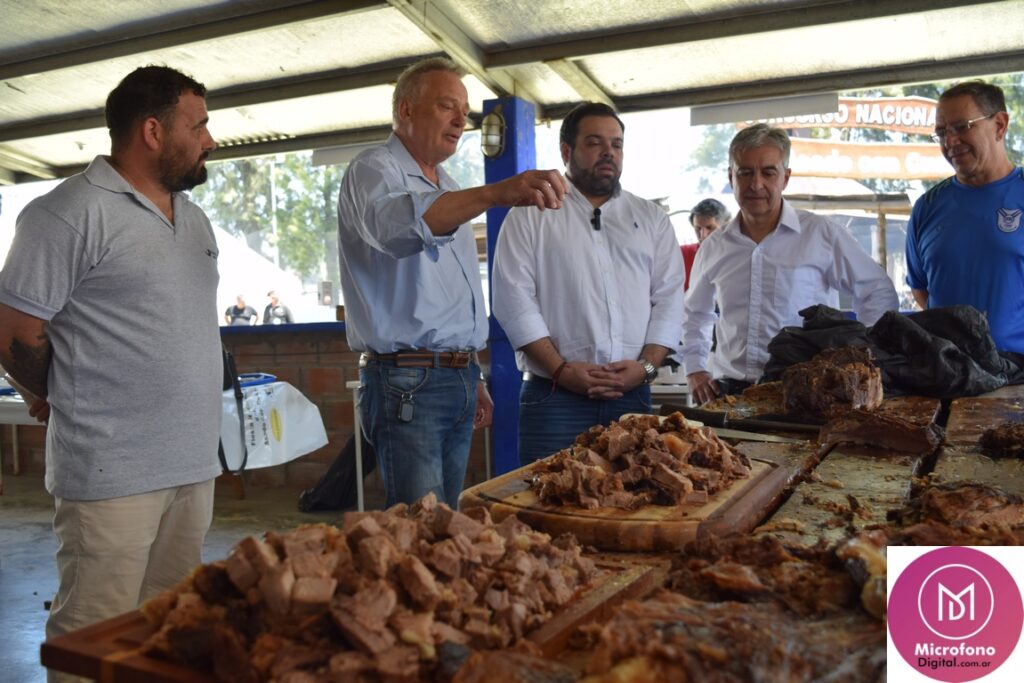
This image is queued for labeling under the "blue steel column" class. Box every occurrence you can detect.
[483,96,536,474]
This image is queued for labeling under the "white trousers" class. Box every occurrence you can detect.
[45,479,215,682]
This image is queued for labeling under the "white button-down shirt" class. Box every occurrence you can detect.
[492,181,685,375]
[683,200,898,382]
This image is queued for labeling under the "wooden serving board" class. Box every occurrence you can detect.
[460,442,816,552]
[945,397,1024,446]
[932,446,1024,495]
[757,443,925,546]
[40,560,654,682]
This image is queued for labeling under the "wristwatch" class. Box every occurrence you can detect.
[639,359,658,384]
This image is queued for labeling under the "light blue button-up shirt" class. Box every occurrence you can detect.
[337,134,487,353]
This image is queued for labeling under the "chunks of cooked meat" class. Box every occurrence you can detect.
[819,408,945,455]
[530,412,751,510]
[578,592,885,683]
[139,495,599,682]
[887,481,1024,528]
[980,421,1024,457]
[782,347,883,419]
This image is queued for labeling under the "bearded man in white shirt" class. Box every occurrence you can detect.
[492,102,685,464]
[683,123,899,404]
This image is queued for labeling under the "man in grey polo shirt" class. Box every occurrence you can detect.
[0,66,220,675]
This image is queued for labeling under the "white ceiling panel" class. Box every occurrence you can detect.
[1,0,1022,182]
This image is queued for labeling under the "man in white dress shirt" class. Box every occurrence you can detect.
[683,123,899,404]
[492,102,685,464]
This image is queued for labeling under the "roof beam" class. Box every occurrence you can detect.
[211,125,394,162]
[0,147,58,181]
[0,0,385,80]
[542,49,1024,120]
[386,0,536,101]
[544,59,615,109]
[0,61,426,143]
[487,0,1002,68]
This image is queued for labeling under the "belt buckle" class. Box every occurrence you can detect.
[452,350,470,368]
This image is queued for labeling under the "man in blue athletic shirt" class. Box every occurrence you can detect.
[906,81,1024,354]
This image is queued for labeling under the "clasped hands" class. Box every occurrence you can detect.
[557,360,647,399]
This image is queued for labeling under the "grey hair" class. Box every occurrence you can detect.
[689,198,731,226]
[729,123,791,169]
[939,80,1007,117]
[392,57,465,126]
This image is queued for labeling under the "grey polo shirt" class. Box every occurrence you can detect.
[0,156,223,500]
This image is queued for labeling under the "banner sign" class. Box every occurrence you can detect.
[744,96,938,136]
[789,138,949,180]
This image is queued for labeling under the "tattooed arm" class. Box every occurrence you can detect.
[0,302,51,401]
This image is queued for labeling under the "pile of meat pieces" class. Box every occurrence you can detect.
[138,494,598,682]
[980,421,1024,457]
[530,412,751,510]
[578,592,885,683]
[887,480,1024,531]
[782,347,883,419]
[573,480,1024,683]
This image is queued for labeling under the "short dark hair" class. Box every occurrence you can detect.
[689,198,731,226]
[105,66,207,150]
[939,80,1007,116]
[559,102,624,149]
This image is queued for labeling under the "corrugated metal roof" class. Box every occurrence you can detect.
[1,0,1022,183]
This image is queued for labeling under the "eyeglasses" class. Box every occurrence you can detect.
[930,113,997,143]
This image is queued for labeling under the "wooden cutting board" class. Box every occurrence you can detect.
[932,446,1024,495]
[460,442,816,552]
[945,397,1024,446]
[40,560,654,682]
[757,443,926,546]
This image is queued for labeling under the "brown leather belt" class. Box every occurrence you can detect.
[360,350,473,369]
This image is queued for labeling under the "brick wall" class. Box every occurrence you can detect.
[1,326,492,505]
[223,325,492,500]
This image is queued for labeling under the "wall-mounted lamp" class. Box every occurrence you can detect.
[480,105,506,159]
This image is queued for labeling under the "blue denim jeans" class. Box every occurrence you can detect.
[358,362,478,507]
[518,378,652,466]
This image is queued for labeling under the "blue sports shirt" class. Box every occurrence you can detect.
[905,168,1024,354]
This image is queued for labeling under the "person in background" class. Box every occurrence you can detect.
[225,294,258,325]
[263,290,294,324]
[0,66,221,682]
[682,198,731,291]
[906,80,1024,354]
[683,124,898,404]
[336,57,566,506]
[492,102,685,464]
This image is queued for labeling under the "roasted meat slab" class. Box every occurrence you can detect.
[782,347,883,418]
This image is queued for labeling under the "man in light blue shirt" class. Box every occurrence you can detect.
[684,124,898,403]
[337,57,566,506]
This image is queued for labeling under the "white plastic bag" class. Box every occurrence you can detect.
[220,382,328,471]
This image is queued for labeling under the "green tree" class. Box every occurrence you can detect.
[191,152,345,294]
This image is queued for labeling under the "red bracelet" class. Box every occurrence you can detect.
[551,361,568,386]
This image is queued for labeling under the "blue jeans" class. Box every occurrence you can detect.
[518,378,652,466]
[358,362,478,507]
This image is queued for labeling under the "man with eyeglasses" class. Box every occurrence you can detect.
[492,102,685,464]
[906,80,1024,354]
[683,124,898,404]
